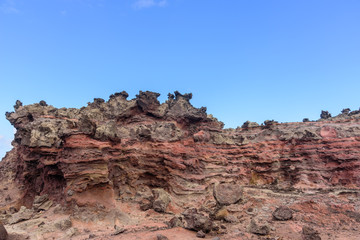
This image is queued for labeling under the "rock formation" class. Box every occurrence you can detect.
[0,91,359,239]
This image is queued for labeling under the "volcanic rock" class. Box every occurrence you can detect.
[152,188,171,213]
[156,234,169,240]
[1,91,360,239]
[182,208,213,233]
[302,226,321,240]
[0,222,7,240]
[8,206,34,224]
[213,182,243,205]
[196,230,206,238]
[272,206,293,221]
[249,219,270,235]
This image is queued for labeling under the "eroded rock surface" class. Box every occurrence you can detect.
[0,91,360,239]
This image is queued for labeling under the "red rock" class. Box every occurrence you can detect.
[1,91,360,239]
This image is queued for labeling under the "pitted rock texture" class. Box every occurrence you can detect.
[1,91,360,239]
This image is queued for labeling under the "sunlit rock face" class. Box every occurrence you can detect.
[1,91,360,239]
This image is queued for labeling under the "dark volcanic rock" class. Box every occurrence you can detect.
[302,226,321,240]
[182,208,213,233]
[196,230,206,238]
[272,206,293,221]
[320,110,331,119]
[0,222,8,240]
[249,219,270,235]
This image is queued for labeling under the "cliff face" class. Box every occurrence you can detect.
[1,91,359,239]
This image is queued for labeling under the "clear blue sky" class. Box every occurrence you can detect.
[1,0,360,158]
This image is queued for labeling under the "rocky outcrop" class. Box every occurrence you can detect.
[1,91,360,239]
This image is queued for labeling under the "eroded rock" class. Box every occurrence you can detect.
[182,208,213,233]
[0,222,7,240]
[152,188,171,213]
[213,183,242,205]
[302,226,321,240]
[8,206,34,224]
[249,219,270,235]
[272,206,293,221]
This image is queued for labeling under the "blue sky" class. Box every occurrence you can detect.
[1,0,360,158]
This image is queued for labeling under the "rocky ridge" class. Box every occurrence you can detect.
[0,91,359,239]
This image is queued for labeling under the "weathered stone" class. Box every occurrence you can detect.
[213,183,242,205]
[242,121,260,128]
[65,227,78,238]
[8,206,34,224]
[320,111,331,119]
[249,219,270,235]
[182,208,213,233]
[152,188,170,213]
[0,222,7,240]
[196,230,206,238]
[302,226,321,240]
[156,234,169,240]
[214,207,228,220]
[33,194,53,211]
[112,225,126,235]
[168,216,184,228]
[272,206,293,221]
[54,217,72,231]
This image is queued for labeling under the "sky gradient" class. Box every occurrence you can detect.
[1,0,360,158]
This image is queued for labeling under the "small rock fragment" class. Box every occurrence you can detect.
[65,227,78,238]
[139,198,153,211]
[196,230,206,238]
[249,219,270,235]
[157,234,169,240]
[168,216,184,228]
[272,206,293,221]
[214,207,229,220]
[302,226,321,240]
[224,215,238,223]
[113,225,126,235]
[54,217,72,231]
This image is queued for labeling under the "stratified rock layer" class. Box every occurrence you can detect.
[1,91,360,239]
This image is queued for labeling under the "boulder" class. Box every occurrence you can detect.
[152,188,171,213]
[213,182,242,205]
[182,208,213,233]
[272,206,293,221]
[241,121,259,128]
[320,111,331,119]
